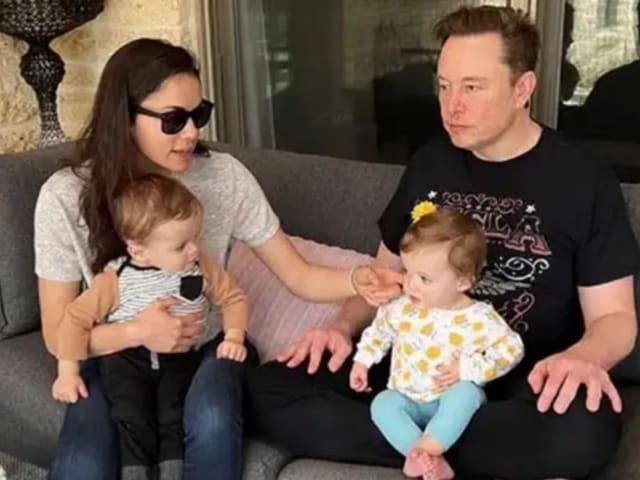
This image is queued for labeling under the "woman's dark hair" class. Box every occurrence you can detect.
[67,38,209,273]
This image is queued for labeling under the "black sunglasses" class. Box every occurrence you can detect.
[135,100,214,135]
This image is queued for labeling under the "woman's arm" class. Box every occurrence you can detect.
[38,278,81,356]
[90,297,206,356]
[39,278,203,357]
[252,230,354,302]
[253,229,401,303]
[39,277,140,357]
[88,299,197,356]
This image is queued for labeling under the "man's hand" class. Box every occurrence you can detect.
[528,350,622,414]
[353,266,403,306]
[277,326,353,374]
[434,355,461,389]
[350,361,370,392]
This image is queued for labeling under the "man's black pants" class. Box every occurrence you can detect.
[246,351,621,480]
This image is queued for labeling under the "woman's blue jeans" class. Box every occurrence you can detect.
[48,334,256,480]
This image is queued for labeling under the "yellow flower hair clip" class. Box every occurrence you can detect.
[411,200,438,223]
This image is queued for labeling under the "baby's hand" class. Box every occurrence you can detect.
[217,340,247,362]
[350,361,370,392]
[52,374,88,404]
[435,354,461,388]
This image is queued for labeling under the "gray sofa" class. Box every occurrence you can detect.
[1,141,640,480]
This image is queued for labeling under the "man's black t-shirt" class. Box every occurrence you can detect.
[379,128,640,364]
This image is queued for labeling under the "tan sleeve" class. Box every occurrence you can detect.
[56,270,120,361]
[200,252,249,335]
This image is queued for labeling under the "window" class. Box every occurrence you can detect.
[557,0,640,145]
[210,0,640,165]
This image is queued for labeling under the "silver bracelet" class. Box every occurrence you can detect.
[349,265,359,296]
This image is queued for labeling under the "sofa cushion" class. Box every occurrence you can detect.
[0,332,62,466]
[0,143,74,339]
[243,441,292,480]
[593,386,640,480]
[277,459,405,480]
[213,143,404,256]
[228,236,373,363]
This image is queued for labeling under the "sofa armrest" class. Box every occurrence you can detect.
[594,387,640,479]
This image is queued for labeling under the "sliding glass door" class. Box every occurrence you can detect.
[210,0,640,168]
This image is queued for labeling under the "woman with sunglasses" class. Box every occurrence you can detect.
[34,38,401,480]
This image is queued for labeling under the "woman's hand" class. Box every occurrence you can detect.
[130,297,204,353]
[353,266,403,306]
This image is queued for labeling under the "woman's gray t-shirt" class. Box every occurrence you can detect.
[34,151,280,339]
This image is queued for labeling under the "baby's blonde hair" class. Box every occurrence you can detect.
[400,208,486,279]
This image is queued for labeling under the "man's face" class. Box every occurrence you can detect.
[437,32,526,154]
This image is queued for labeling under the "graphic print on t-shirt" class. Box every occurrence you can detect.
[423,191,551,334]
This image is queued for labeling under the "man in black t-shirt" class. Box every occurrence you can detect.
[248,6,640,479]
[379,128,638,369]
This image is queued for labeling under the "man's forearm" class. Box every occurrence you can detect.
[333,295,376,338]
[567,312,637,370]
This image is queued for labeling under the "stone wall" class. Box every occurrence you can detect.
[567,0,638,103]
[0,0,204,154]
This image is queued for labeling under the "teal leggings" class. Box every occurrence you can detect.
[371,381,486,455]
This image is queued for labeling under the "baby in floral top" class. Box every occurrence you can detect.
[350,204,524,480]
